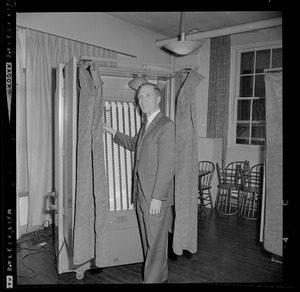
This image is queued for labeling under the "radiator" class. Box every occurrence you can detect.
[103,101,143,211]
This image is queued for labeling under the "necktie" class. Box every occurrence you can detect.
[140,118,148,138]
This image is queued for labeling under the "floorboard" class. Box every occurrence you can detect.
[17,208,286,287]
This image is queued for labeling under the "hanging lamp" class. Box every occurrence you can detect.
[128,74,148,90]
[164,12,203,56]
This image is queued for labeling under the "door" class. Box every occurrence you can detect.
[62,56,77,251]
[55,56,79,274]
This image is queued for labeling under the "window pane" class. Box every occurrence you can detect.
[272,48,282,68]
[251,139,264,146]
[236,122,250,138]
[236,138,250,145]
[239,76,253,97]
[254,75,266,97]
[236,122,250,144]
[255,50,271,73]
[240,52,254,74]
[251,123,265,138]
[252,99,265,121]
[251,124,265,145]
[237,99,251,120]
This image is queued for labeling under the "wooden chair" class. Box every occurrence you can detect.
[198,161,215,213]
[215,160,249,215]
[238,164,264,220]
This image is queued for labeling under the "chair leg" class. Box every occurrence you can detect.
[215,187,221,212]
[240,191,246,217]
[215,187,239,215]
[207,189,213,209]
[240,191,259,220]
[198,190,205,215]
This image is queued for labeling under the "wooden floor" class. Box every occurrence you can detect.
[17,208,285,287]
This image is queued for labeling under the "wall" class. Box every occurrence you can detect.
[16,12,171,63]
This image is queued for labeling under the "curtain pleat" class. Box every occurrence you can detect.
[16,27,117,233]
[263,72,283,257]
[16,30,29,239]
[206,36,231,163]
[173,71,204,255]
[73,63,110,266]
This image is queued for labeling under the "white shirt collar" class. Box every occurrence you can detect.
[146,109,161,128]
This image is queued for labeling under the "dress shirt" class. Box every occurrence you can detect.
[146,109,161,129]
[112,109,161,138]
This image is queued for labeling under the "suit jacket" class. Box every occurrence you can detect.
[113,112,175,208]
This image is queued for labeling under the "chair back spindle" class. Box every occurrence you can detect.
[198,161,215,211]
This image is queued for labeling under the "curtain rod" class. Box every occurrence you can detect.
[16,25,137,58]
[80,65,174,78]
[80,56,199,71]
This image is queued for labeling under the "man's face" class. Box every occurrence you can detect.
[138,85,161,117]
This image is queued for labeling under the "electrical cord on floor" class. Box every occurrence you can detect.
[32,220,53,245]
[17,220,54,278]
[17,220,70,278]
[17,246,52,278]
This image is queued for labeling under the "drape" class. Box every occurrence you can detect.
[16,27,117,237]
[73,62,110,266]
[206,36,231,163]
[16,31,29,239]
[263,72,282,257]
[173,70,204,255]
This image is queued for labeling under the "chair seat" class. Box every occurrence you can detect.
[243,186,261,193]
[199,185,211,191]
[218,183,242,189]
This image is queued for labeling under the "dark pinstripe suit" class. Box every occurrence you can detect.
[114,111,175,283]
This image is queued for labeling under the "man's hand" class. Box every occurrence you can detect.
[103,123,116,136]
[149,198,162,215]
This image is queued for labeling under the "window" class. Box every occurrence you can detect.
[235,46,282,146]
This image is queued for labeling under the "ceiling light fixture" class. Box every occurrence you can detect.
[128,74,148,90]
[164,12,203,56]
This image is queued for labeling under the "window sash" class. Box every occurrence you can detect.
[234,45,281,147]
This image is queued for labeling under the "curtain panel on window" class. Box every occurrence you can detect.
[206,36,231,163]
[16,27,117,237]
[263,72,283,257]
[16,30,28,240]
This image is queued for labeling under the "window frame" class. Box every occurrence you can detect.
[229,41,282,150]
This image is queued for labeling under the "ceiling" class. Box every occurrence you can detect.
[106,12,282,38]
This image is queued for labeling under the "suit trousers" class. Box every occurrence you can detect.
[136,179,172,283]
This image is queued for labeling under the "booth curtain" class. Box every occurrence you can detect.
[16,27,117,238]
[73,62,110,266]
[206,36,231,163]
[173,70,204,255]
[263,72,283,257]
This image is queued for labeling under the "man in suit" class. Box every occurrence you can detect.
[103,83,175,283]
